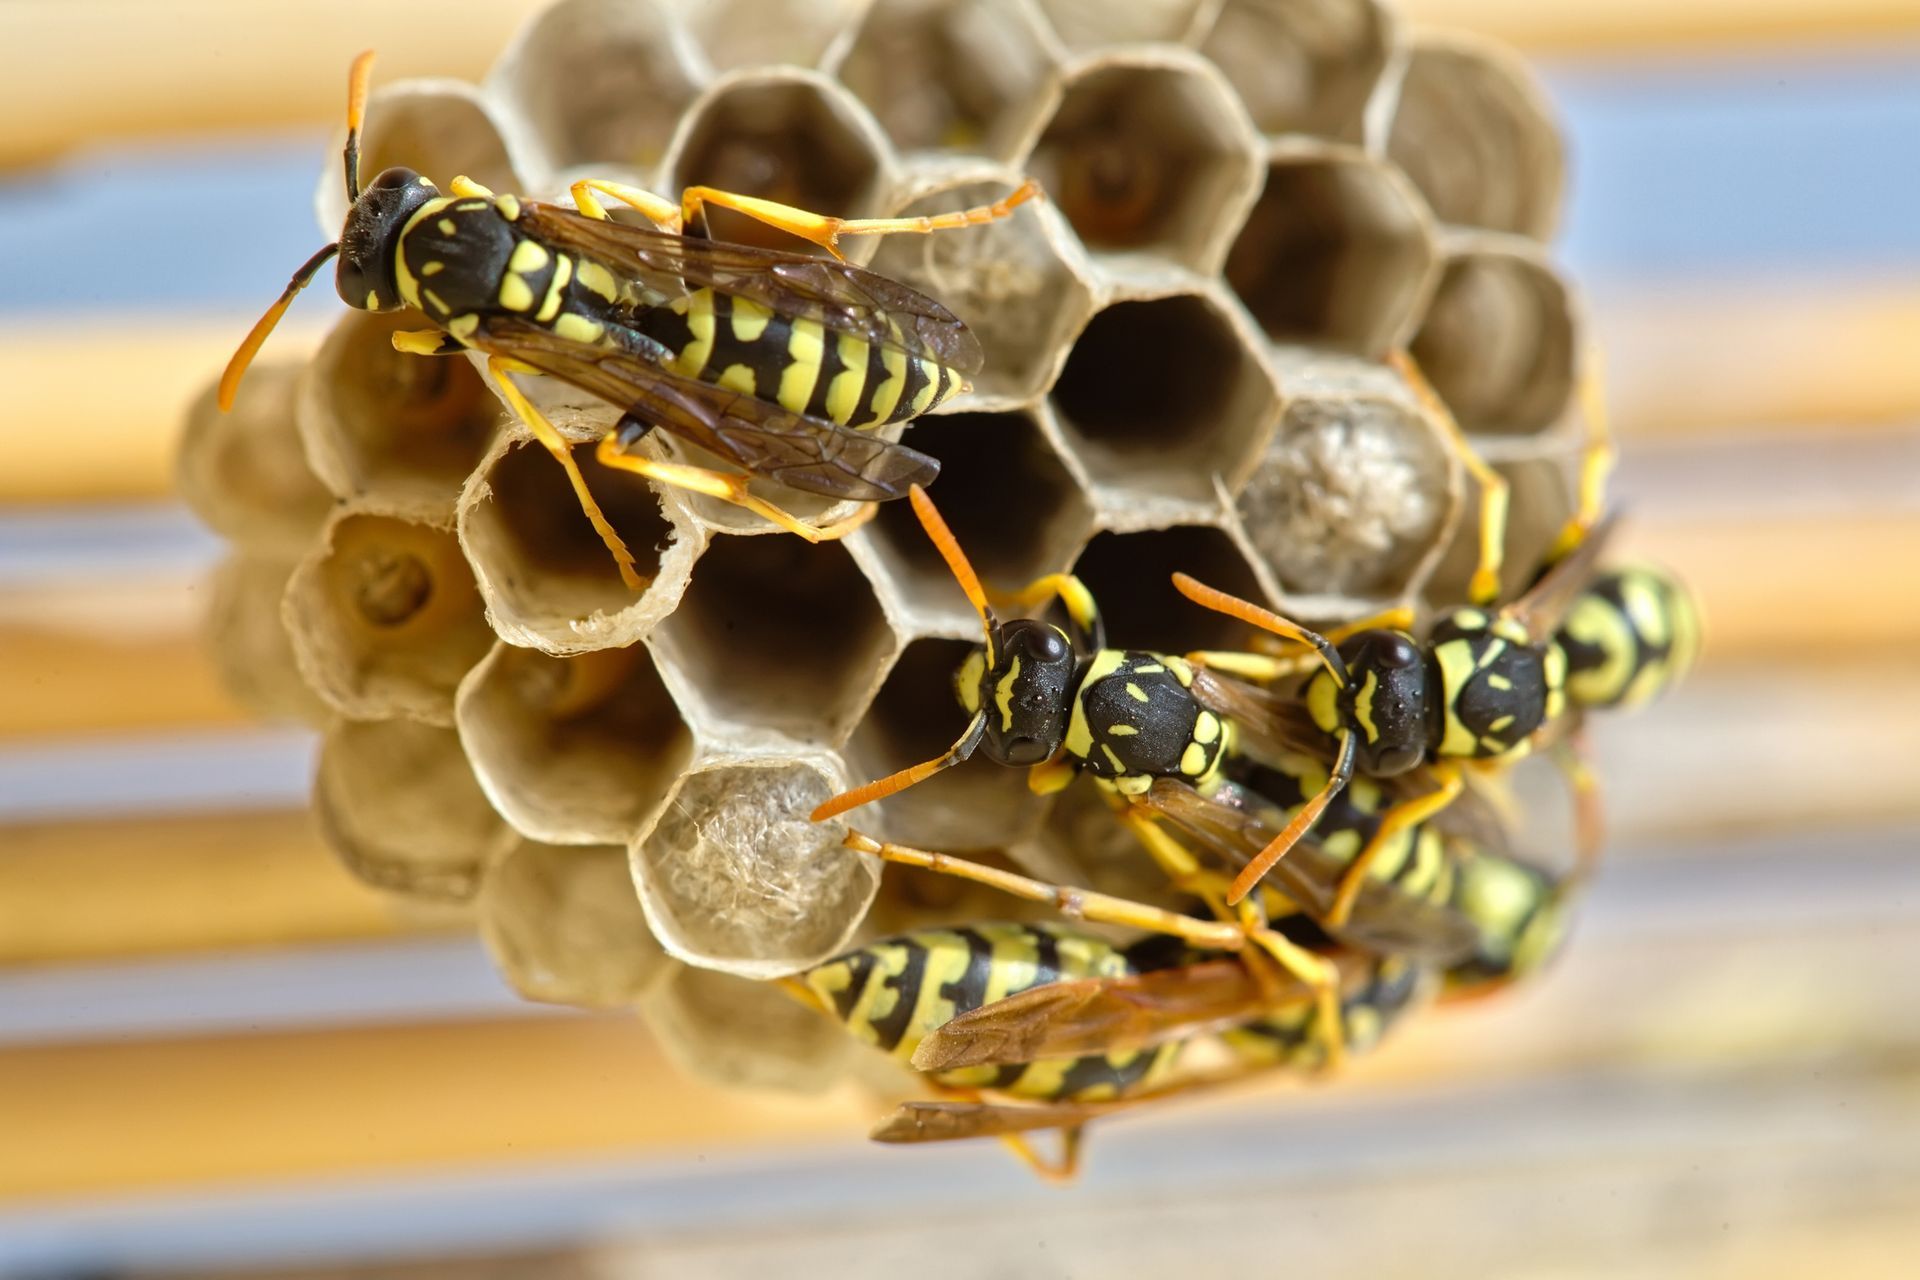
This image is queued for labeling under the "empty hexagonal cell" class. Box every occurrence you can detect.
[1224,145,1436,356]
[456,639,694,846]
[298,311,502,520]
[314,717,513,900]
[284,507,493,725]
[1409,244,1577,436]
[1036,0,1213,48]
[478,839,670,1008]
[205,554,330,728]
[177,364,333,557]
[486,0,705,180]
[866,171,1097,406]
[1383,35,1566,240]
[648,535,893,741]
[633,751,879,978]
[459,429,702,656]
[1235,382,1457,600]
[663,70,891,253]
[862,410,1092,621]
[834,0,1058,158]
[1072,523,1270,654]
[1425,454,1573,609]
[642,962,855,1092]
[317,81,520,231]
[1049,291,1279,504]
[1024,52,1260,273]
[689,0,864,71]
[841,637,1052,849]
[1199,0,1389,141]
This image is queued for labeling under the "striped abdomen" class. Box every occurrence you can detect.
[1223,953,1432,1068]
[1443,849,1570,995]
[802,922,1182,1102]
[1240,755,1455,910]
[1556,566,1702,712]
[634,287,962,429]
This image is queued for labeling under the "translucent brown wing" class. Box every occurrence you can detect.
[1144,778,1483,965]
[1190,666,1329,764]
[515,201,985,375]
[910,960,1283,1072]
[1504,511,1622,643]
[472,316,940,502]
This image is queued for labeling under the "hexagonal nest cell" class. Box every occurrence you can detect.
[1050,292,1279,504]
[479,839,669,1008]
[1409,246,1577,436]
[1225,147,1435,357]
[665,72,890,252]
[648,534,892,742]
[1199,0,1389,141]
[1036,0,1213,49]
[833,0,1055,158]
[1072,524,1272,655]
[1026,56,1258,272]
[319,83,519,229]
[863,410,1091,619]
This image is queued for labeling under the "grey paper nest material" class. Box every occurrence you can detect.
[177,0,1591,1089]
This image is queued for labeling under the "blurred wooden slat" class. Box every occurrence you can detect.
[0,809,431,965]
[1402,0,1920,53]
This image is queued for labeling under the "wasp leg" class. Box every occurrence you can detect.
[568,178,681,231]
[988,572,1103,651]
[678,179,1041,261]
[448,175,495,199]
[1552,732,1608,883]
[1327,763,1464,928]
[1390,350,1508,605]
[1187,649,1310,682]
[487,357,646,591]
[1546,348,1617,564]
[1026,755,1078,796]
[391,329,467,357]
[592,435,858,543]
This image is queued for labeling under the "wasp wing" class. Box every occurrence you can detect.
[516,202,984,375]
[1505,511,1623,643]
[1191,666,1331,763]
[472,316,940,502]
[1145,777,1482,965]
[910,960,1286,1072]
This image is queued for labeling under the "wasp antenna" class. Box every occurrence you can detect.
[1226,729,1358,904]
[908,485,1000,657]
[218,243,340,412]
[810,710,989,822]
[1169,573,1349,689]
[344,49,377,201]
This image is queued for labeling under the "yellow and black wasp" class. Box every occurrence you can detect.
[220,52,1037,588]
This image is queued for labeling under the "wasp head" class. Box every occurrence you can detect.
[335,167,439,313]
[1306,628,1434,775]
[953,619,1078,766]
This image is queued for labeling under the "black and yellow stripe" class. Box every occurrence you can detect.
[1442,848,1571,993]
[1245,755,1455,908]
[1224,954,1431,1068]
[1557,566,1702,712]
[803,923,1182,1102]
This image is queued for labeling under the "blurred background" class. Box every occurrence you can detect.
[2,1,1917,1276]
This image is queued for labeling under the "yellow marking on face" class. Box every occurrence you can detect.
[422,288,451,316]
[1192,711,1220,745]
[1305,671,1342,735]
[1108,724,1138,736]
[576,259,621,303]
[438,218,458,236]
[420,261,445,276]
[1100,743,1126,772]
[447,313,480,341]
[730,296,773,343]
[909,358,942,414]
[1125,682,1150,704]
[535,254,573,323]
[364,290,382,311]
[508,240,550,274]
[717,362,757,395]
[552,312,603,344]
[494,193,522,221]
[993,655,1023,733]
[1433,638,1480,756]
[1180,741,1209,775]
[1352,669,1381,743]
[669,289,716,378]
[779,318,825,414]
[955,650,986,714]
[1064,650,1126,761]
[868,342,908,422]
[1163,656,1195,687]
[497,272,535,311]
[825,333,870,425]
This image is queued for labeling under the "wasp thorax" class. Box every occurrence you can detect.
[1319,629,1433,776]
[337,167,438,313]
[1428,610,1553,759]
[955,620,1077,767]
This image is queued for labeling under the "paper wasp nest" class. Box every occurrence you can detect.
[178,0,1590,1087]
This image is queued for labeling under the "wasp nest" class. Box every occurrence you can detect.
[178,0,1589,1090]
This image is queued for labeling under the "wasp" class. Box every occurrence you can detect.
[788,833,1436,1180]
[219,52,1038,588]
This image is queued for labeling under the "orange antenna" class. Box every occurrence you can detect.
[344,49,376,201]
[1169,573,1348,689]
[909,485,998,664]
[1226,730,1357,904]
[217,243,339,412]
[810,710,989,822]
